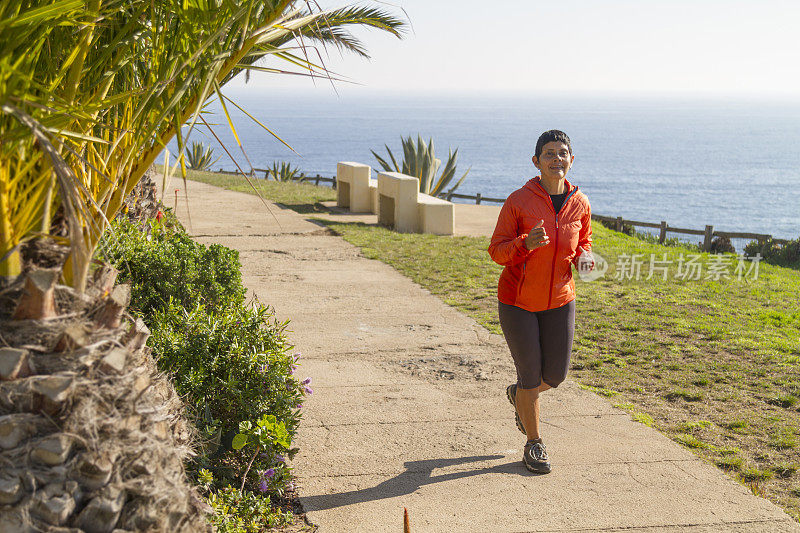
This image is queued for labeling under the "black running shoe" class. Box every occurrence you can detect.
[506,383,526,435]
[523,440,551,474]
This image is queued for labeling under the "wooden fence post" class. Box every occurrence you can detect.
[615,216,623,232]
[703,225,714,251]
[659,221,667,244]
[476,193,482,205]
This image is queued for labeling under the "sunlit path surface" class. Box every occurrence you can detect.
[174,179,799,533]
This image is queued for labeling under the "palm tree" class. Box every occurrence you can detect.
[0,0,405,291]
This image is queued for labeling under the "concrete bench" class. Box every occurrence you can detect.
[336,162,377,213]
[377,171,419,232]
[377,171,455,235]
[417,193,455,235]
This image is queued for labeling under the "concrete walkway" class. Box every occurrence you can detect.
[174,180,800,533]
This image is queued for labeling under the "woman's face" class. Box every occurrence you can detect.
[532,141,574,182]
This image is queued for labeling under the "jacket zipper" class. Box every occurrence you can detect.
[534,182,578,309]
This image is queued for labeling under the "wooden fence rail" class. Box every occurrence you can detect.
[214,168,337,187]
[208,168,790,250]
[590,214,789,251]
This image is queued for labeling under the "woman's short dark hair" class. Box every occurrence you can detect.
[535,130,572,159]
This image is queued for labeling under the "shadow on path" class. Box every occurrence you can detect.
[301,454,523,512]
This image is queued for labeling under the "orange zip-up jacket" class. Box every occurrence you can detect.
[488,177,592,312]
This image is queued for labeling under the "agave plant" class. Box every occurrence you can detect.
[371,135,470,197]
[267,161,302,182]
[0,1,405,290]
[185,142,219,171]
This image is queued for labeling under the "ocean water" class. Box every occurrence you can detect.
[170,92,800,241]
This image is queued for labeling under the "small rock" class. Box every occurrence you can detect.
[53,324,90,353]
[76,486,126,533]
[0,510,31,533]
[0,473,23,505]
[0,348,35,380]
[132,371,150,395]
[94,284,130,329]
[31,375,73,403]
[121,415,140,433]
[71,451,116,490]
[475,371,489,381]
[99,348,127,374]
[21,470,37,492]
[31,433,74,466]
[124,318,150,352]
[151,420,169,441]
[0,413,45,449]
[30,481,80,525]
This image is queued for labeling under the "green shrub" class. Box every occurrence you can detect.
[149,300,303,454]
[205,484,293,532]
[744,238,800,270]
[99,218,245,319]
[100,217,309,524]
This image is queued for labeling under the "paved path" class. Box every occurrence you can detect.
[175,180,799,532]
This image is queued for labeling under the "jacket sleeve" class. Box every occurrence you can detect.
[488,199,533,267]
[571,202,593,266]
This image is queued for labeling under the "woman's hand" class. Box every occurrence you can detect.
[524,220,550,250]
[576,246,595,272]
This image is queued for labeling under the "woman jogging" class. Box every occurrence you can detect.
[488,130,594,474]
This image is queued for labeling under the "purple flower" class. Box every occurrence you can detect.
[274,455,286,464]
[301,377,312,385]
[295,403,302,409]
[263,468,276,479]
[258,480,269,492]
[303,386,313,395]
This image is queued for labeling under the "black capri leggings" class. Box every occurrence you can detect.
[498,300,575,390]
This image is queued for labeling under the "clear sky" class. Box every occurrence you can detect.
[229,0,800,98]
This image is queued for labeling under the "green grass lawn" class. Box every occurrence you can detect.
[184,168,800,521]
[161,166,336,213]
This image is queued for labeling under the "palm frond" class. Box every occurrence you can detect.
[1,0,407,289]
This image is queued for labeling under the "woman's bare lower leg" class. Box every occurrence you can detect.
[517,382,551,441]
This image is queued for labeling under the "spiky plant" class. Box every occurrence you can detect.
[0,1,405,291]
[267,161,302,182]
[372,135,470,197]
[185,142,219,171]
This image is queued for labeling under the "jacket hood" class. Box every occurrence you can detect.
[523,176,577,199]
